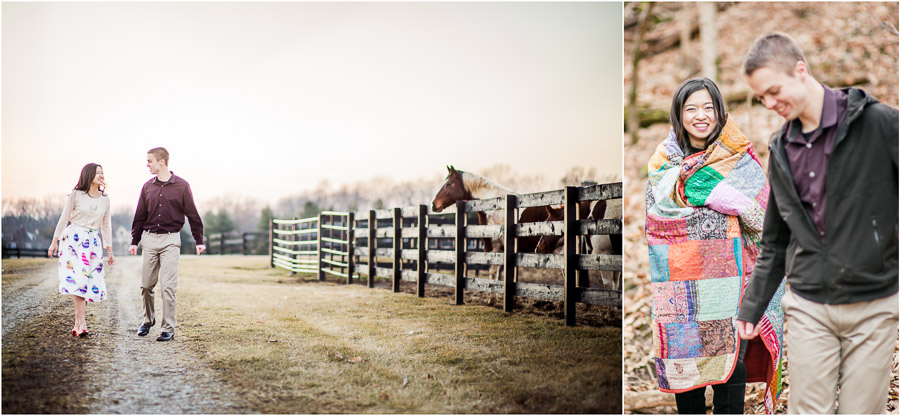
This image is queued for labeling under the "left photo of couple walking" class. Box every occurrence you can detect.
[2,2,623,414]
[48,148,203,342]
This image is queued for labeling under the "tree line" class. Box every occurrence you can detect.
[2,164,615,253]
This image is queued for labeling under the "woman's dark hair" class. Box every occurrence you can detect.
[74,163,105,195]
[669,77,727,154]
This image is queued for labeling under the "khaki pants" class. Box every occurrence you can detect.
[140,231,181,333]
[782,289,898,414]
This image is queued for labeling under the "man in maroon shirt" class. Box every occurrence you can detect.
[129,147,205,342]
[737,33,898,413]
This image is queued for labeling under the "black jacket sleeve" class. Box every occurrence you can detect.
[738,177,790,325]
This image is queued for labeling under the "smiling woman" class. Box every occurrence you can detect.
[47,163,114,338]
[669,78,727,156]
[643,77,785,414]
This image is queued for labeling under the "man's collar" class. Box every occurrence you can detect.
[786,85,839,143]
[153,172,177,184]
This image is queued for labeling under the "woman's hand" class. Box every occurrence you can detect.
[107,251,116,266]
[48,240,59,258]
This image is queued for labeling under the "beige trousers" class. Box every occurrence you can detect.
[782,289,898,414]
[140,230,181,333]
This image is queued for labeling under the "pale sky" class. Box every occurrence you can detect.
[2,2,622,210]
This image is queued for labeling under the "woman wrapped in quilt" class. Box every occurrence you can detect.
[645,78,786,414]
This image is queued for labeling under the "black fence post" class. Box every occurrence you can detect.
[317,213,324,281]
[455,200,465,305]
[220,233,225,255]
[368,210,376,288]
[392,208,401,293]
[290,217,297,276]
[347,212,355,285]
[504,194,517,313]
[564,186,578,326]
[417,204,427,298]
[269,219,274,268]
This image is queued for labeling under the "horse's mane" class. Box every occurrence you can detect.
[460,171,516,199]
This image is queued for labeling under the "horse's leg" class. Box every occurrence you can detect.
[590,235,613,289]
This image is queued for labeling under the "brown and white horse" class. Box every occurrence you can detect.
[431,166,547,279]
[535,198,622,290]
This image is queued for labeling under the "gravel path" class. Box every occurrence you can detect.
[1,261,59,338]
[2,257,249,414]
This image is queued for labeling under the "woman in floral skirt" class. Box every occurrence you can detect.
[48,163,115,336]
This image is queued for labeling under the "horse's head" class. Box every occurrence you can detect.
[432,165,468,212]
[535,205,565,253]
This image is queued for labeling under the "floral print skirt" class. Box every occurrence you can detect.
[58,224,107,302]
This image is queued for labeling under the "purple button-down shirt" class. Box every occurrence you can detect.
[782,86,848,240]
[131,173,204,246]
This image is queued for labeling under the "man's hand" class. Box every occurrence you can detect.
[196,245,206,255]
[128,245,138,255]
[736,320,760,340]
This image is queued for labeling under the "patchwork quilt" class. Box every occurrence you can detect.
[645,118,785,413]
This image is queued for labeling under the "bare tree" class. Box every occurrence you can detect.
[698,2,718,83]
[679,5,697,75]
[627,2,656,145]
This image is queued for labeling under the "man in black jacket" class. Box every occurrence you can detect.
[736,32,898,413]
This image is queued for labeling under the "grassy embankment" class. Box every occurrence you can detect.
[177,255,622,413]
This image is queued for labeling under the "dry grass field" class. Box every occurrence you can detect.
[3,255,621,413]
[174,255,621,413]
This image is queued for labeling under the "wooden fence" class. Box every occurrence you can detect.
[205,232,268,255]
[269,183,622,326]
[1,247,48,259]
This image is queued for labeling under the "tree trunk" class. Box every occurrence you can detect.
[627,2,656,145]
[679,6,694,72]
[698,2,718,83]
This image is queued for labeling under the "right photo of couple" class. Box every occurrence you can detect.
[624,2,898,415]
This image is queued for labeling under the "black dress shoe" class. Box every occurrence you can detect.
[137,320,155,336]
[156,332,174,342]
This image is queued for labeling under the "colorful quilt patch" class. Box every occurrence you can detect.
[648,244,670,282]
[686,208,729,240]
[726,216,741,238]
[646,214,689,245]
[697,319,737,357]
[706,182,754,216]
[655,358,670,390]
[694,276,742,321]
[652,281,696,323]
[684,165,724,206]
[662,358,701,388]
[699,239,740,279]
[725,152,768,199]
[653,323,666,358]
[668,241,703,281]
[694,355,732,385]
[665,322,702,359]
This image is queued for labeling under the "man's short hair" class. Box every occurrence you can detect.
[148,147,169,165]
[744,32,808,76]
